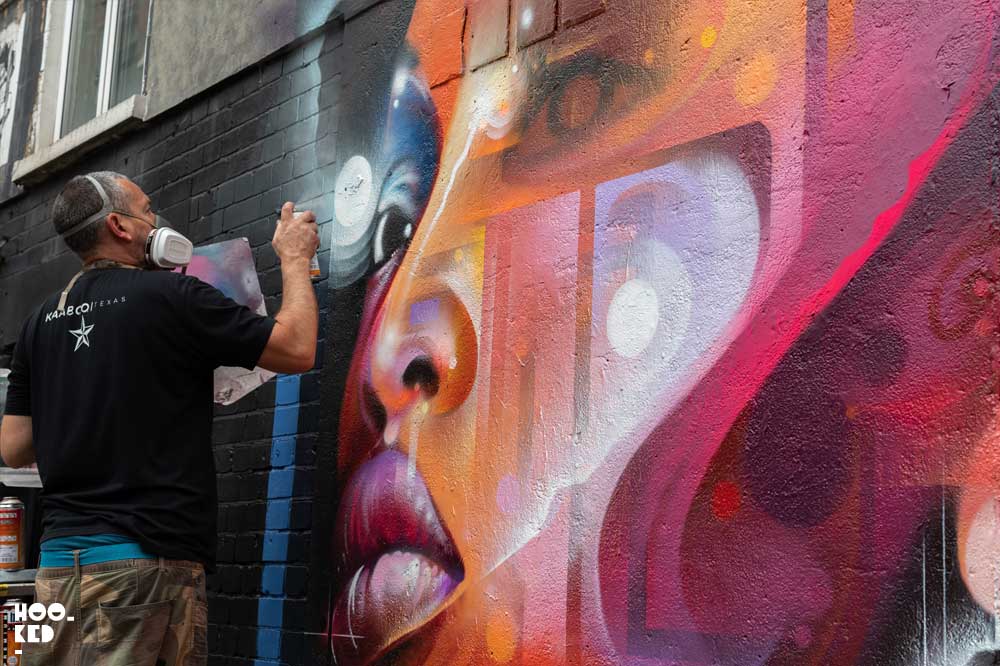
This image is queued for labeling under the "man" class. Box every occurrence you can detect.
[0,170,319,665]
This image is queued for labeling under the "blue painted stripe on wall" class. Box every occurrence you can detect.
[270,436,295,467]
[258,598,284,627]
[262,531,290,561]
[255,628,281,660]
[275,375,301,405]
[265,499,292,530]
[261,564,286,595]
[256,373,300,661]
[273,405,300,437]
[267,469,295,498]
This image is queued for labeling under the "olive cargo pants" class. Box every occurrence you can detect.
[22,555,207,666]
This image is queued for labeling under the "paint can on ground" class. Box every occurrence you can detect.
[1,599,22,665]
[0,499,24,571]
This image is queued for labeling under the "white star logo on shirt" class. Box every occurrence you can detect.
[68,315,94,351]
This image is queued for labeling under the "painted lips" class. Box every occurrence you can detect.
[331,449,464,665]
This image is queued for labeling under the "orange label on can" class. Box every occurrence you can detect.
[0,506,23,569]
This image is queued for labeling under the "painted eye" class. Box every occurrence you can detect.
[329,50,440,287]
[499,50,657,180]
[372,205,414,267]
[521,51,655,139]
[545,54,621,136]
[371,159,422,268]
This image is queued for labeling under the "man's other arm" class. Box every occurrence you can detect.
[0,415,34,468]
[257,202,320,375]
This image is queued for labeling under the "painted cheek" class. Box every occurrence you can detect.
[461,193,581,577]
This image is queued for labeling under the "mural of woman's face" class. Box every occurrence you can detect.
[326,0,1000,663]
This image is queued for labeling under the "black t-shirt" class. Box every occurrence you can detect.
[3,267,275,568]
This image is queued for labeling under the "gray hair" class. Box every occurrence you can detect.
[51,171,131,256]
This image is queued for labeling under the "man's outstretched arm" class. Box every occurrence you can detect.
[257,201,320,375]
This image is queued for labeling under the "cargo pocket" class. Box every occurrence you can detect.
[24,576,74,660]
[96,600,172,665]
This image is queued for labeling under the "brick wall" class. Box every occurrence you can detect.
[0,21,343,666]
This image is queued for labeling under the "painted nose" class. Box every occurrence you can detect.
[366,286,478,427]
[402,355,440,397]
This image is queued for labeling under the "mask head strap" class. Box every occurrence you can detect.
[59,175,114,238]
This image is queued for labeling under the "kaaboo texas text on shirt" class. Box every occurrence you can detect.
[43,296,125,321]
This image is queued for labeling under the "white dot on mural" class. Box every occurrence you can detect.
[607,279,659,358]
[960,494,1000,614]
[391,69,408,97]
[520,7,533,29]
[393,98,400,109]
[484,99,514,140]
[334,155,375,246]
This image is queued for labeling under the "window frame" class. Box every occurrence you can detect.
[53,0,147,141]
[12,0,152,184]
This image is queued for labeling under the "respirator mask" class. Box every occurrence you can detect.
[58,175,193,269]
[141,219,193,269]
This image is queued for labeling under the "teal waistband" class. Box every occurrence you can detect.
[40,534,155,567]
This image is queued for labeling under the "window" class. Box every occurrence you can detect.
[56,0,151,138]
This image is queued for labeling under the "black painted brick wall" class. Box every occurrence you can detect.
[0,24,343,666]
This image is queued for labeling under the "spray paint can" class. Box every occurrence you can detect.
[0,498,24,571]
[275,207,321,281]
[308,251,321,281]
[2,599,22,664]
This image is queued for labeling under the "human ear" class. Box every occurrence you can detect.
[105,213,131,242]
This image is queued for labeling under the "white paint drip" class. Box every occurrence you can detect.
[922,533,928,666]
[347,567,363,651]
[942,483,948,663]
[993,498,999,647]
[407,409,419,482]
[409,123,477,274]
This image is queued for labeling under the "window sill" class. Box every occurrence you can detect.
[12,94,148,186]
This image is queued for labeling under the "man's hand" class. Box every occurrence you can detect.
[257,202,320,375]
[0,415,34,468]
[272,202,319,267]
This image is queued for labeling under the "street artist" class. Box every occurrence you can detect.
[0,171,319,665]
